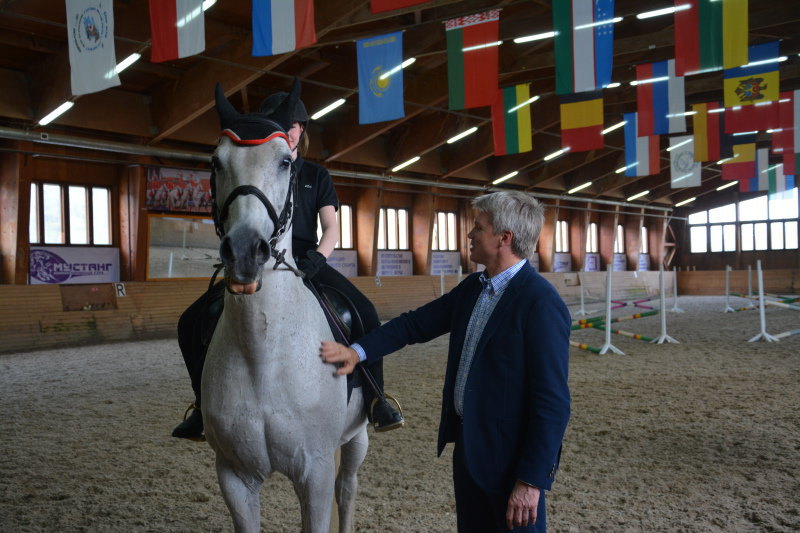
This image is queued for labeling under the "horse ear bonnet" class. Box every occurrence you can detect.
[214,81,294,143]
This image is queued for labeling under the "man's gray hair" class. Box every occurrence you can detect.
[472,191,545,260]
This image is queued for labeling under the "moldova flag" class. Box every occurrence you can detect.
[636,59,686,136]
[445,10,500,110]
[772,90,800,175]
[623,112,660,176]
[723,41,781,133]
[491,84,533,156]
[252,0,316,56]
[674,0,748,76]
[560,91,604,152]
[552,0,615,95]
[149,0,205,63]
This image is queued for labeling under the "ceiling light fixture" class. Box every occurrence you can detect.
[544,148,569,161]
[574,17,623,30]
[615,165,632,174]
[202,0,217,10]
[311,98,346,120]
[508,95,540,113]
[446,127,478,144]
[716,181,738,191]
[675,196,696,207]
[513,31,556,43]
[39,101,74,126]
[630,76,669,86]
[604,82,621,88]
[636,5,690,20]
[666,138,692,152]
[602,121,626,134]
[115,53,141,74]
[492,171,518,185]
[463,40,502,52]
[567,181,592,194]
[626,190,649,202]
[744,56,788,69]
[379,57,416,80]
[391,156,420,172]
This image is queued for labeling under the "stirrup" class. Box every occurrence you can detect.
[179,403,206,442]
[369,394,405,433]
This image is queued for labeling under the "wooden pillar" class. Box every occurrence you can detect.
[0,150,24,284]
[411,192,434,274]
[355,186,381,276]
[120,165,148,281]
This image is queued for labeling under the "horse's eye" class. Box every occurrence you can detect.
[281,158,291,169]
[210,155,221,170]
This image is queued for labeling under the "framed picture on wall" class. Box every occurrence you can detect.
[146,166,212,214]
[146,214,219,280]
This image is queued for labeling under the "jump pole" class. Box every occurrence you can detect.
[669,266,684,313]
[574,272,592,317]
[599,264,624,355]
[748,260,779,342]
[724,265,736,313]
[570,340,602,354]
[747,265,753,299]
[594,325,656,343]
[652,264,679,344]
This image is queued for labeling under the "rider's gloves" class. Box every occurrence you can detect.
[297,249,326,280]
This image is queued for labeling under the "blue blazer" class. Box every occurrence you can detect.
[358,261,571,494]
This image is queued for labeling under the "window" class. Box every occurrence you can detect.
[640,226,649,254]
[377,207,409,250]
[315,204,353,249]
[614,224,624,254]
[432,211,457,251]
[554,220,569,253]
[29,183,112,245]
[585,222,598,253]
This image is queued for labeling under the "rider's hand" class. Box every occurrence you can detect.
[297,250,326,280]
[320,341,359,375]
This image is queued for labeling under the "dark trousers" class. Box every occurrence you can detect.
[452,425,546,533]
[176,263,385,410]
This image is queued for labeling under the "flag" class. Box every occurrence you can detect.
[66,0,120,96]
[740,148,771,192]
[724,41,781,133]
[491,84,533,155]
[149,0,205,63]
[720,133,756,180]
[673,0,748,76]
[767,163,794,197]
[371,0,430,13]
[772,90,800,174]
[670,135,701,188]
[445,10,500,110]
[636,59,686,136]
[553,0,615,95]
[692,102,733,162]
[623,113,660,176]
[560,91,604,152]
[357,32,405,124]
[252,0,316,56]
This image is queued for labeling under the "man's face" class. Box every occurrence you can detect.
[287,122,303,150]
[467,211,501,265]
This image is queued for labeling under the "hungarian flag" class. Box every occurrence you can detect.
[692,102,732,162]
[720,133,756,180]
[560,91,604,152]
[445,10,500,110]
[491,84,533,155]
[674,0,748,76]
[552,0,615,95]
[252,0,316,56]
[772,90,800,174]
[636,59,686,136]
[723,41,781,133]
[149,0,205,63]
[371,0,430,13]
[670,135,701,188]
[623,112,660,176]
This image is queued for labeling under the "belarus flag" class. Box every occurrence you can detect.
[252,0,316,57]
[149,0,205,63]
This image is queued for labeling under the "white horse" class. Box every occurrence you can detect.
[201,82,368,533]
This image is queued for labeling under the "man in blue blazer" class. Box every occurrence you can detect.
[321,191,571,532]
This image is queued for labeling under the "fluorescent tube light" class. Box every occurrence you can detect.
[115,53,141,74]
[568,181,592,194]
[666,138,692,152]
[707,107,725,114]
[379,57,416,80]
[716,181,738,191]
[732,131,757,136]
[744,56,787,68]
[311,98,346,120]
[39,101,74,126]
[630,76,669,86]
[637,5,690,20]
[602,121,626,134]
[574,17,622,30]
[202,0,217,10]
[604,82,621,88]
[544,148,569,161]
[391,156,420,172]
[513,31,556,43]
[508,95,539,114]
[492,171,518,185]
[616,165,632,174]
[463,41,502,52]
[446,127,478,144]
[626,190,649,202]
[675,196,696,207]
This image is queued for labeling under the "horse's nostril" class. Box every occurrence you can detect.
[256,239,271,263]
[219,236,234,264]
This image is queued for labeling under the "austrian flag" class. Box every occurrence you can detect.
[445,10,500,110]
[149,0,205,63]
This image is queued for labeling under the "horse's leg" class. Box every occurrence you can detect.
[292,455,336,533]
[336,427,369,533]
[216,457,262,533]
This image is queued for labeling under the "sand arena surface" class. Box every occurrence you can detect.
[1,296,798,532]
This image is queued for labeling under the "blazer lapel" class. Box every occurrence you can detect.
[472,264,533,358]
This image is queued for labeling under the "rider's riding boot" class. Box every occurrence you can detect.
[370,397,405,432]
[172,403,205,441]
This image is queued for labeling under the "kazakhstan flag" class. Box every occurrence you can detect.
[357,31,405,124]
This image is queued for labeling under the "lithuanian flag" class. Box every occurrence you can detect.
[674,0,748,76]
[445,10,500,110]
[491,84,533,156]
[560,91,604,152]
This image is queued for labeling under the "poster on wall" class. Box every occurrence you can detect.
[431,251,461,275]
[553,252,572,273]
[377,250,413,276]
[584,253,600,272]
[29,246,120,285]
[613,253,627,271]
[637,253,650,271]
[146,166,212,214]
[327,250,358,278]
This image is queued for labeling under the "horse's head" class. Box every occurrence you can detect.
[211,80,300,295]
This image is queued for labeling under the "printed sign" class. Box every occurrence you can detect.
[327,250,358,278]
[584,253,600,272]
[146,166,212,214]
[613,253,627,271]
[30,247,120,285]
[377,250,413,276]
[431,251,461,275]
[553,252,572,273]
[637,253,650,271]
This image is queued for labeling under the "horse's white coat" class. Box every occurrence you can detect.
[202,137,368,533]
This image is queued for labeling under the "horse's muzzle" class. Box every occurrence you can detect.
[219,227,271,294]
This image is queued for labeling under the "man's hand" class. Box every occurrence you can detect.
[505,480,540,530]
[319,341,360,375]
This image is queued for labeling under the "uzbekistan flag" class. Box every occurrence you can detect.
[723,41,781,133]
[445,10,500,110]
[491,84,533,156]
[673,0,748,76]
[720,132,756,180]
[560,91,604,152]
[371,0,431,13]
[636,59,686,136]
[149,0,205,63]
[772,90,800,174]
[692,102,733,162]
[623,112,660,176]
[252,0,316,56]
[553,0,615,95]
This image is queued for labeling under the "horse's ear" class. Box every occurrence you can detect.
[271,78,301,132]
[215,82,239,130]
